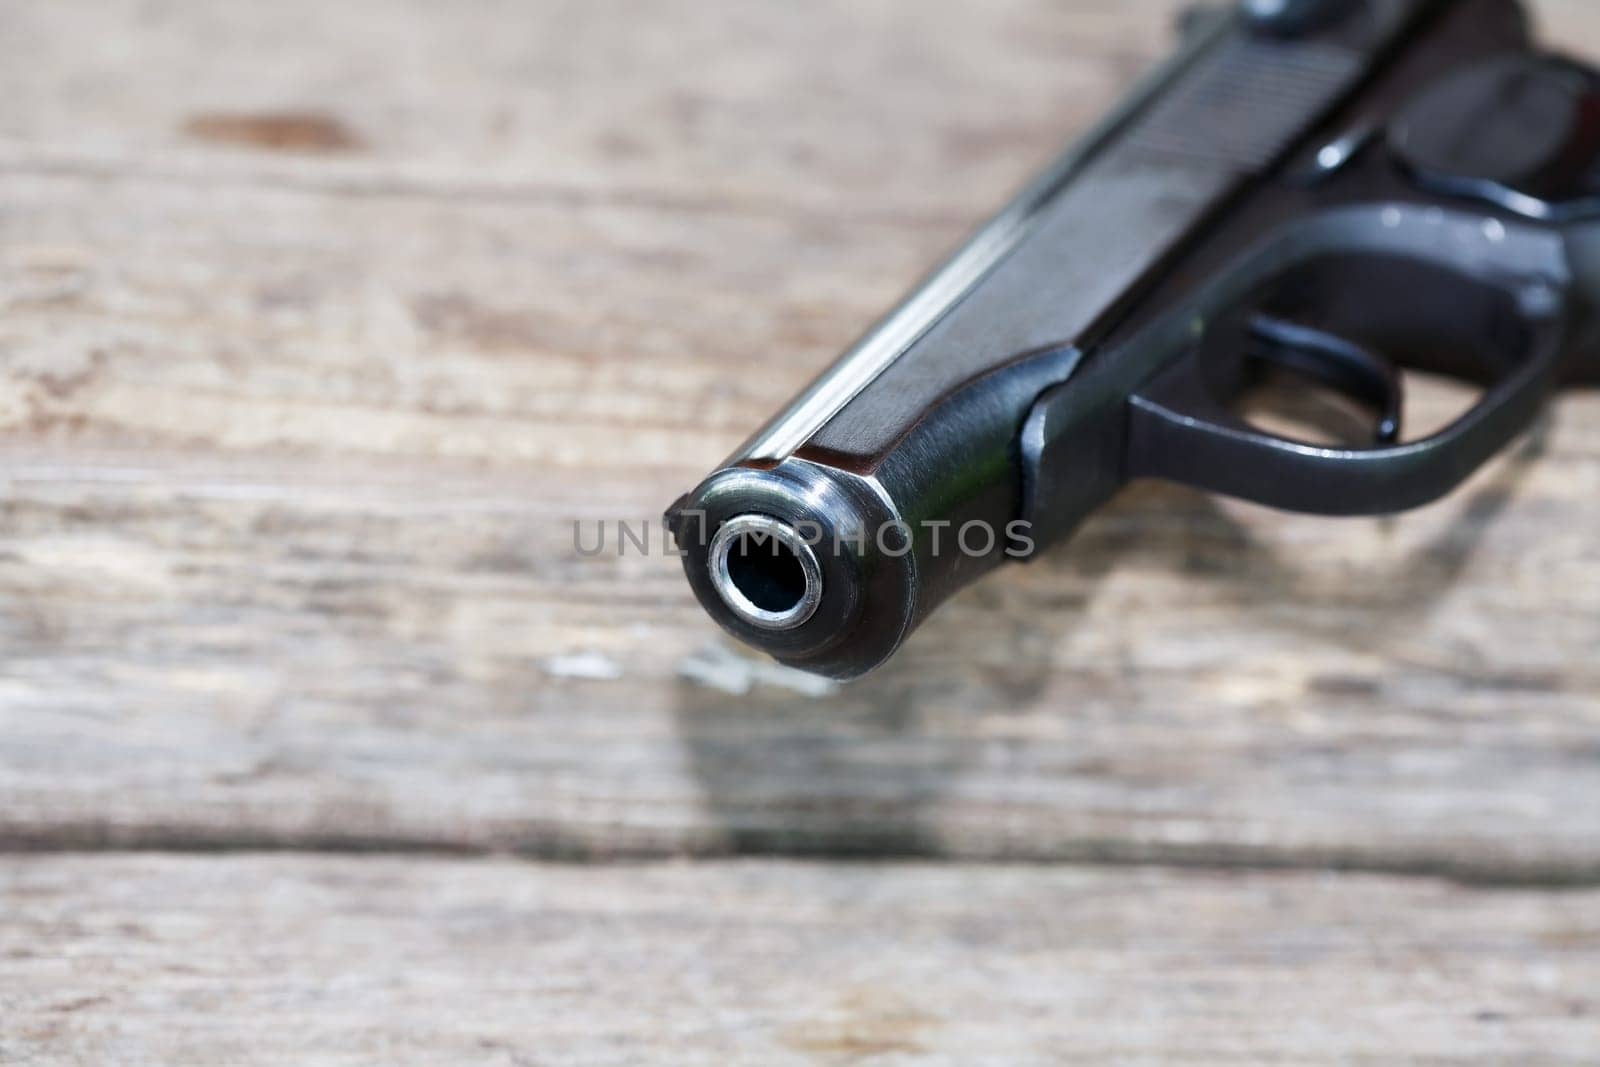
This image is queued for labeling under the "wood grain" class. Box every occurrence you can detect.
[3,855,1598,1066]
[0,0,1597,883]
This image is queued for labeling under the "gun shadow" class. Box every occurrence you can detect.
[668,413,1553,859]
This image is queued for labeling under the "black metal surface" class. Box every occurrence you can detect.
[669,0,1600,680]
[1390,53,1600,218]
[1244,0,1363,37]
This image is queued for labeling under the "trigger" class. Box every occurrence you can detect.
[1246,314,1404,444]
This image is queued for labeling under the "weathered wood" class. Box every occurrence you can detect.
[0,0,1597,880]
[1,855,1596,1066]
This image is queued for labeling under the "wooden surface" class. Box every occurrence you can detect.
[1,0,1599,1062]
[4,856,1599,1066]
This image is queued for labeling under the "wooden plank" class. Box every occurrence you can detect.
[3,855,1598,1066]
[0,0,1598,877]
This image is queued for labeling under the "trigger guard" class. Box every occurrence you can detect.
[1125,276,1568,516]
[1020,203,1574,543]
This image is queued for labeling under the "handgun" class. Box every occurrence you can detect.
[668,0,1600,679]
